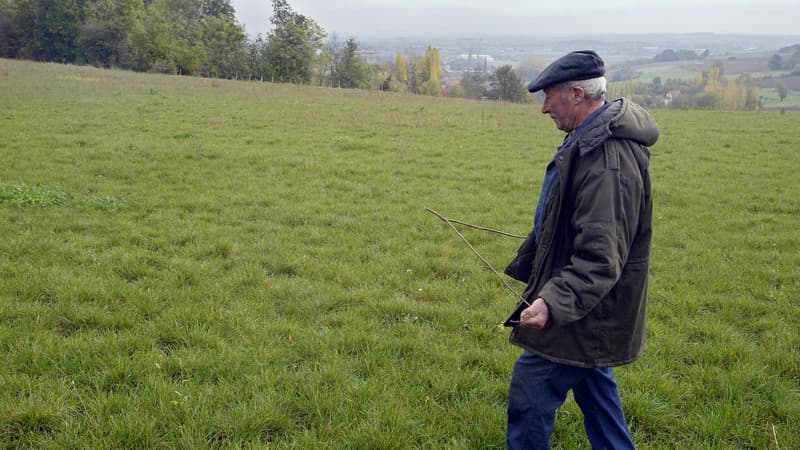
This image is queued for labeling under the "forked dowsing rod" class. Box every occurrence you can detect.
[424,207,530,307]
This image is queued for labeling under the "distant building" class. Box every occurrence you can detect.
[459,54,494,63]
[664,90,683,105]
[450,54,495,74]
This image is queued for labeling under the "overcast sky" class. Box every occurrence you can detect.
[230,0,800,38]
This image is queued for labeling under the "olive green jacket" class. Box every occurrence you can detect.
[504,98,659,368]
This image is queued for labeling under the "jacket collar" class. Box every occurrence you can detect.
[568,100,622,156]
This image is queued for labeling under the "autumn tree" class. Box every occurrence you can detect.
[722,77,746,110]
[417,46,441,96]
[445,82,464,98]
[608,80,637,100]
[685,61,761,111]
[368,63,392,91]
[389,52,409,91]
[745,85,761,111]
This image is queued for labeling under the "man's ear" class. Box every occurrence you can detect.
[571,86,585,104]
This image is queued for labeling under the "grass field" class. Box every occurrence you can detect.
[1,58,798,449]
[632,61,705,82]
[760,87,800,110]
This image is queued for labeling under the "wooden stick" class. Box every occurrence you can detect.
[444,217,527,239]
[425,207,529,307]
[772,424,781,450]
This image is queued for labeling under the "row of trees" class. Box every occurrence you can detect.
[390,47,442,95]
[446,66,529,103]
[386,48,530,103]
[0,0,436,94]
[0,0,374,85]
[654,48,709,62]
[0,0,249,77]
[0,0,534,103]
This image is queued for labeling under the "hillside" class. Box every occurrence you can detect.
[1,59,798,449]
[614,51,800,110]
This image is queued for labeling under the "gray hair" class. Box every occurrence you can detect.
[560,76,607,101]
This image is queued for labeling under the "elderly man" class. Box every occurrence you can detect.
[503,50,659,449]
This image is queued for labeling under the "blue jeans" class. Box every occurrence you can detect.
[507,352,635,450]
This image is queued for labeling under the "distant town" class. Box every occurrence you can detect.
[354,33,800,109]
[357,33,800,73]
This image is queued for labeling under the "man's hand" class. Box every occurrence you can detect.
[519,298,549,329]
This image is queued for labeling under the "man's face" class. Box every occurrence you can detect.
[541,85,579,132]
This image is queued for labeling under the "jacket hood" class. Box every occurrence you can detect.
[608,98,660,147]
[575,98,659,154]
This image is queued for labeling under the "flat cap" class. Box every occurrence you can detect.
[527,50,605,93]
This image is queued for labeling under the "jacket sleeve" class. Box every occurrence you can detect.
[538,144,643,325]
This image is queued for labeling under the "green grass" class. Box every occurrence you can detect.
[633,61,705,82]
[760,87,800,109]
[1,58,798,449]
